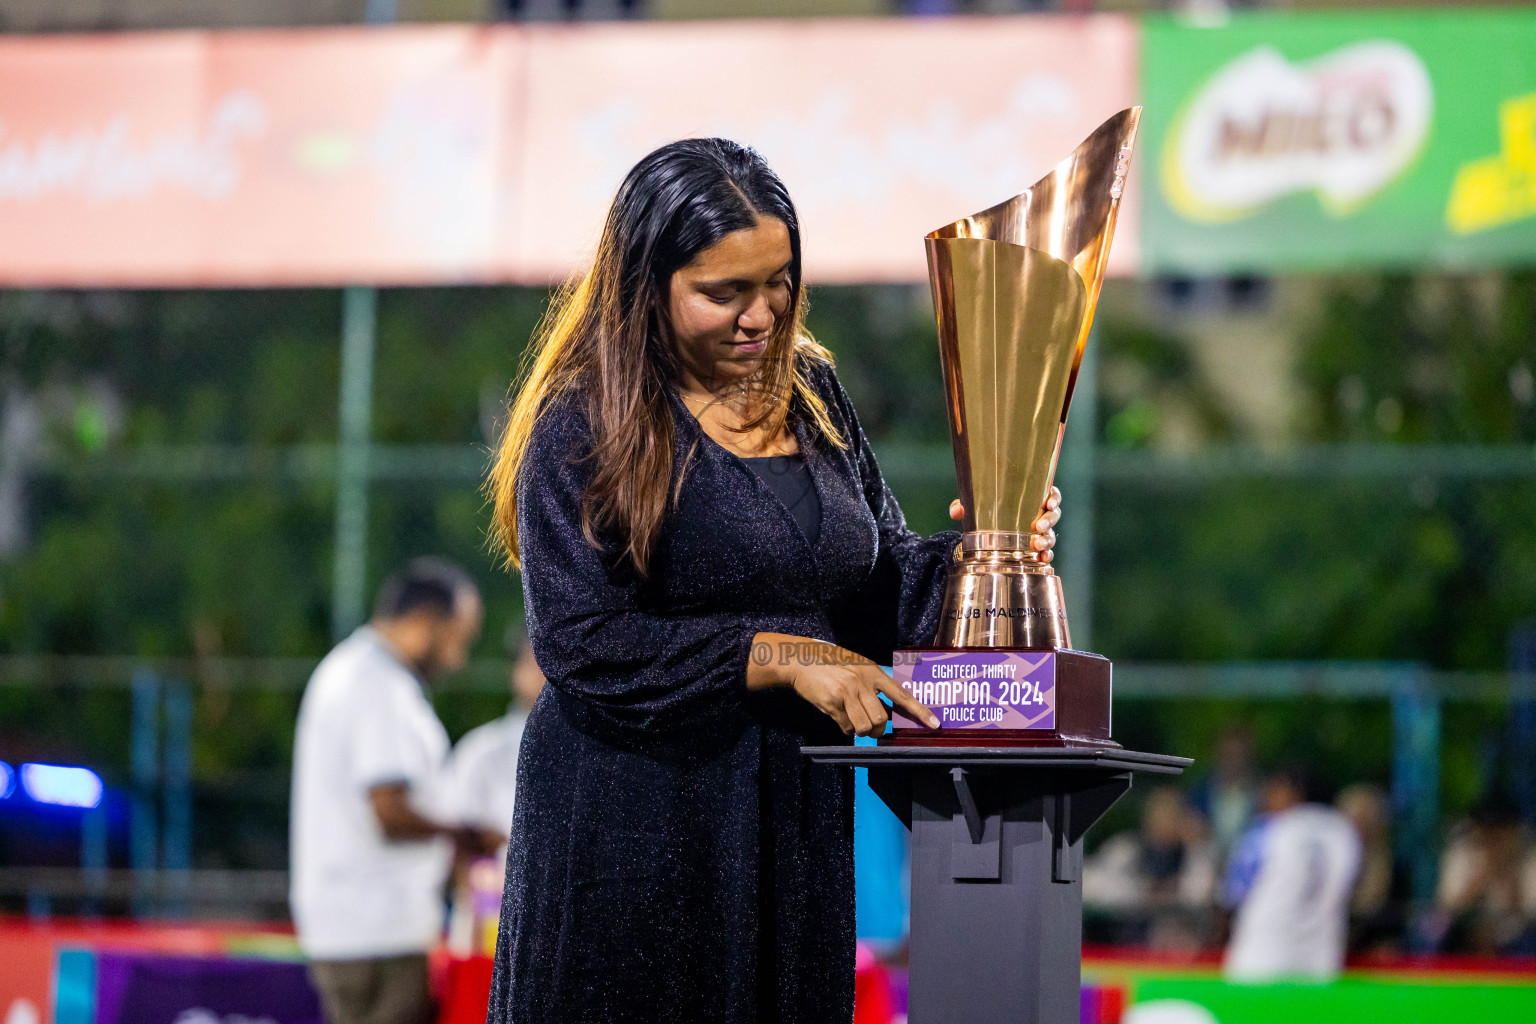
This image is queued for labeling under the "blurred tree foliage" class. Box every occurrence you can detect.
[1093,273,1536,672]
[1090,273,1536,808]
[0,273,1531,867]
[0,287,548,660]
[2,274,1532,665]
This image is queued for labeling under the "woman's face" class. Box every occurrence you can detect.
[666,216,793,389]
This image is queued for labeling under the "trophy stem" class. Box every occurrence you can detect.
[933,538,1072,650]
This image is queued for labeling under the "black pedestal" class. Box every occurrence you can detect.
[803,745,1190,1024]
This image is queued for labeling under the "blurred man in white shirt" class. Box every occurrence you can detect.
[290,557,499,1024]
[446,626,546,848]
[1222,765,1361,983]
[443,626,545,955]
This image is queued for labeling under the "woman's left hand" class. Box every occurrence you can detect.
[949,486,1061,563]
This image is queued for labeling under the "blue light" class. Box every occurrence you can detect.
[20,763,103,809]
[0,761,12,799]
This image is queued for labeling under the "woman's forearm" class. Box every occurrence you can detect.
[746,632,843,691]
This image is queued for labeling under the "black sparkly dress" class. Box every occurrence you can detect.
[487,355,959,1024]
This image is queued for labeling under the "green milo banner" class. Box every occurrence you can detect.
[1125,975,1536,1024]
[1083,961,1536,1024]
[1141,10,1536,274]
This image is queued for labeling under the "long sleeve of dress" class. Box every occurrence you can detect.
[516,396,795,738]
[818,367,960,659]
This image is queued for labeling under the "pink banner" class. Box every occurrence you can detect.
[516,17,1140,284]
[0,19,1138,287]
[0,27,523,286]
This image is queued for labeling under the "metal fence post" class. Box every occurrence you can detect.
[163,679,193,918]
[1508,624,1536,824]
[81,804,107,918]
[1390,664,1441,905]
[130,668,160,917]
[333,286,377,640]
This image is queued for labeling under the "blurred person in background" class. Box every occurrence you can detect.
[446,623,546,847]
[1187,724,1259,867]
[1335,783,1410,954]
[290,557,500,1024]
[1221,765,1360,983]
[1426,793,1536,955]
[1083,786,1217,950]
[443,622,546,955]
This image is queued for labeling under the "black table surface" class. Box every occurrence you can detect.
[801,744,1192,775]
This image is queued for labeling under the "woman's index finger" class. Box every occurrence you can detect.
[876,675,940,729]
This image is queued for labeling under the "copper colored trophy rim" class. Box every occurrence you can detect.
[924,106,1141,372]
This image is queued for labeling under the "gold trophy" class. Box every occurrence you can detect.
[888,109,1139,746]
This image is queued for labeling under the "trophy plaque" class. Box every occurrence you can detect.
[888,108,1140,747]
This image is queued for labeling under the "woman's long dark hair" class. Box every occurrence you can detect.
[488,138,845,577]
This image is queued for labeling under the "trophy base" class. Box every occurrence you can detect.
[883,648,1113,748]
[934,556,1071,650]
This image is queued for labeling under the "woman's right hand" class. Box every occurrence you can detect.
[791,657,940,736]
[746,633,939,735]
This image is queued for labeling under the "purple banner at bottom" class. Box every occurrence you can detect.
[891,650,1056,731]
[93,951,322,1024]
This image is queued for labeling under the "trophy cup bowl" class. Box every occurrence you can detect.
[888,108,1140,747]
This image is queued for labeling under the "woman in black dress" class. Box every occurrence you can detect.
[485,138,1058,1023]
